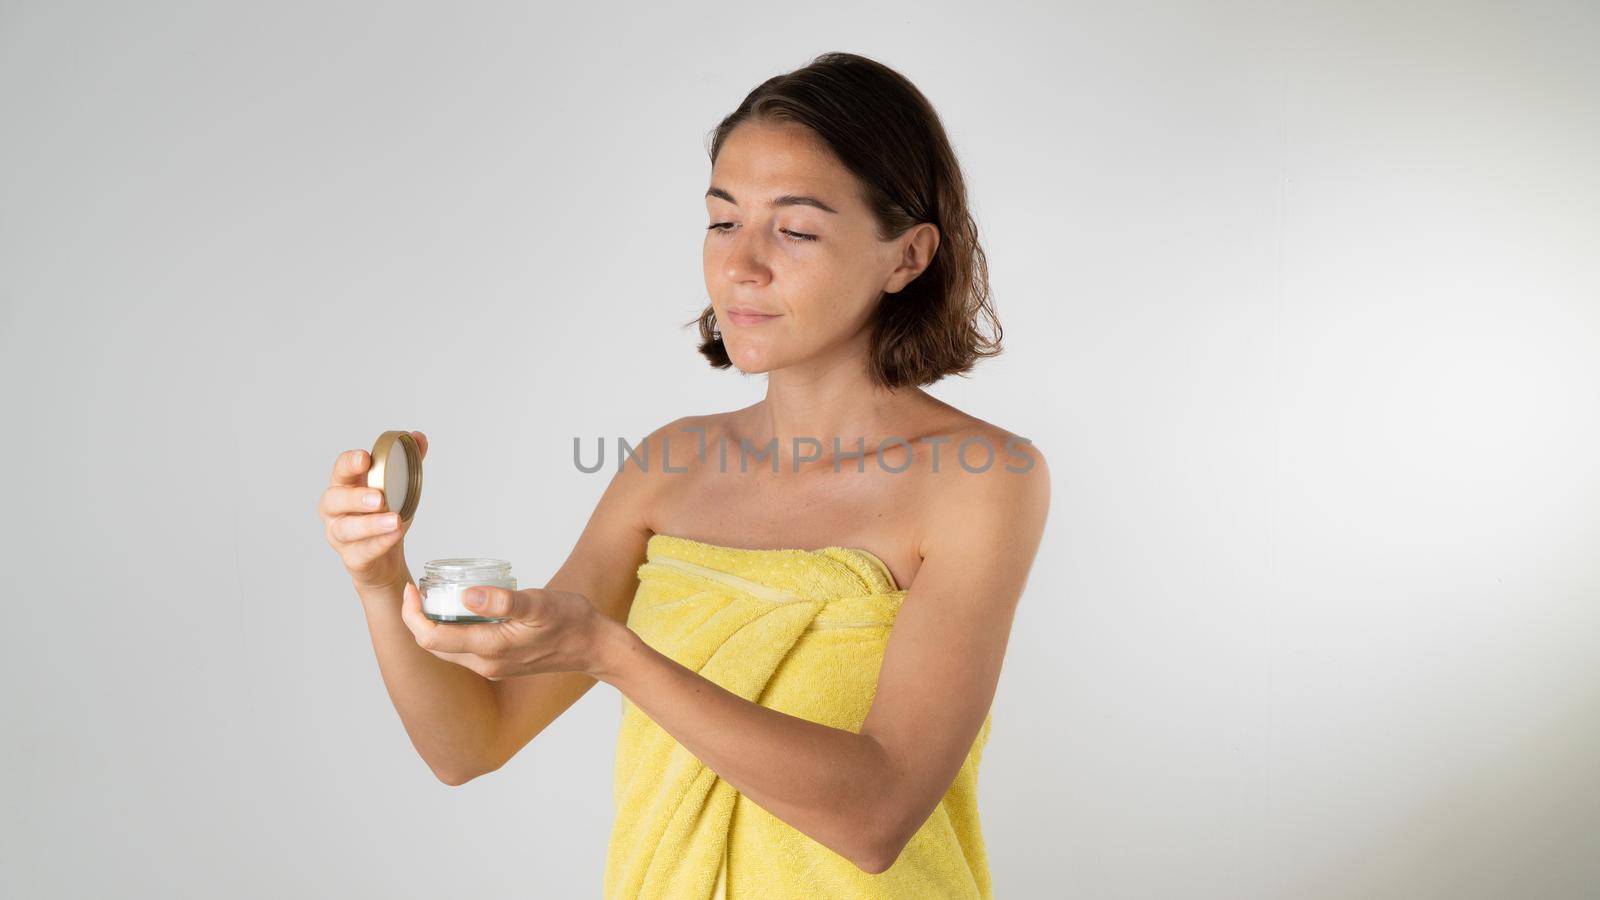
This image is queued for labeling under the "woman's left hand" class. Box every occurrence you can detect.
[399,581,611,680]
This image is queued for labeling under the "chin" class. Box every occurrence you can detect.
[726,343,783,375]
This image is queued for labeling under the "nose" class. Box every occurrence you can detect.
[719,225,771,287]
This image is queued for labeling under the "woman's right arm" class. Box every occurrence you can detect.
[324,424,670,785]
[322,435,503,785]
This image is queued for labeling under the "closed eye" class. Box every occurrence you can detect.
[706,223,817,243]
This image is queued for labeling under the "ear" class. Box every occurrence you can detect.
[883,223,941,294]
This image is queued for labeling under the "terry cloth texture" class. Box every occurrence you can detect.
[603,533,993,899]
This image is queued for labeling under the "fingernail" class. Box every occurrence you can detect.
[464,590,482,607]
[363,492,380,508]
[384,514,399,529]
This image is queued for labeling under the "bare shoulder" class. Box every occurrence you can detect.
[913,413,1051,561]
[643,411,745,477]
[617,411,731,471]
[619,410,745,526]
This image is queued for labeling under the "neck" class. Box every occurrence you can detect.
[742,338,927,469]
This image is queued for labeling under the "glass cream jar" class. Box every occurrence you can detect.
[419,558,516,623]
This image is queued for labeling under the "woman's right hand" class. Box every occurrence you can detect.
[319,431,429,591]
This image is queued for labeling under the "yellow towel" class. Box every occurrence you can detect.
[603,534,994,899]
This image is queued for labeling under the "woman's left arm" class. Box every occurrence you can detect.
[592,446,1051,873]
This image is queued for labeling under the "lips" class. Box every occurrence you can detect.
[725,307,781,326]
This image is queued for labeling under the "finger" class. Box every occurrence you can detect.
[425,620,505,657]
[399,582,440,643]
[401,583,502,658]
[424,647,500,680]
[331,448,369,486]
[339,525,406,570]
[462,585,531,620]
[411,431,428,460]
[321,484,388,517]
[332,511,402,543]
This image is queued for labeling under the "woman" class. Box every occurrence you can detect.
[319,51,1049,899]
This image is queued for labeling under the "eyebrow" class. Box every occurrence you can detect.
[705,186,839,215]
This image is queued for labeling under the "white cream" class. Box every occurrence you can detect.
[418,557,515,622]
[422,582,484,618]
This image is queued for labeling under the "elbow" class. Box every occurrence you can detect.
[852,740,915,874]
[854,833,908,876]
[852,806,914,875]
[434,767,475,787]
[854,851,892,876]
[433,757,500,787]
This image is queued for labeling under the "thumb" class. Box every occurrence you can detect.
[463,585,536,619]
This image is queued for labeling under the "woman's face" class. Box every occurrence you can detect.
[703,119,937,376]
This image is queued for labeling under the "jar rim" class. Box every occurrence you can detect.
[423,557,512,572]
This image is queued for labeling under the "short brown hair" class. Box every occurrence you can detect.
[690,51,1002,389]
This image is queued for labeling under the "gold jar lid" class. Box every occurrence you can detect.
[367,430,423,524]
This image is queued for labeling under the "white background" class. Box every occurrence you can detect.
[2,1,1596,897]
